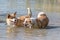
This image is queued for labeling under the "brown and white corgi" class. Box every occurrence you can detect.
[23,12,49,28]
[6,8,32,27]
[16,8,32,26]
[37,12,49,28]
[23,17,41,28]
[6,12,17,26]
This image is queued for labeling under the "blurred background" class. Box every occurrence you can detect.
[0,0,60,23]
[0,0,60,14]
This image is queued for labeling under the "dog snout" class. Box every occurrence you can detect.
[23,22,28,26]
[25,24,28,26]
[15,19,17,22]
[24,23,32,27]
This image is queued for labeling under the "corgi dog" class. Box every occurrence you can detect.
[23,12,49,28]
[16,8,32,26]
[6,8,32,27]
[23,17,41,28]
[37,12,49,28]
[6,12,17,26]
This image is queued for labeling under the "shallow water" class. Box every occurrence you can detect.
[0,24,60,40]
[0,12,60,40]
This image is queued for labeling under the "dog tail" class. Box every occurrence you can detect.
[27,8,32,17]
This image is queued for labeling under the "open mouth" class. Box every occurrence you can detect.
[10,21,17,25]
[24,23,32,28]
[14,22,17,24]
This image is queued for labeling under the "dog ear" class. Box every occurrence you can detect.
[14,12,16,16]
[7,14,10,18]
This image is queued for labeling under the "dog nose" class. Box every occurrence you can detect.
[25,24,28,26]
[15,19,17,21]
[24,24,32,28]
[25,24,27,26]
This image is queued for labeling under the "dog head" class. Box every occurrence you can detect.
[23,18,32,28]
[6,12,17,26]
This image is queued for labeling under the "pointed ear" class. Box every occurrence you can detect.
[14,12,16,16]
[7,14,10,18]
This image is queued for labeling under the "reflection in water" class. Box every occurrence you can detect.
[6,26,20,40]
[6,26,47,40]
[24,28,47,37]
